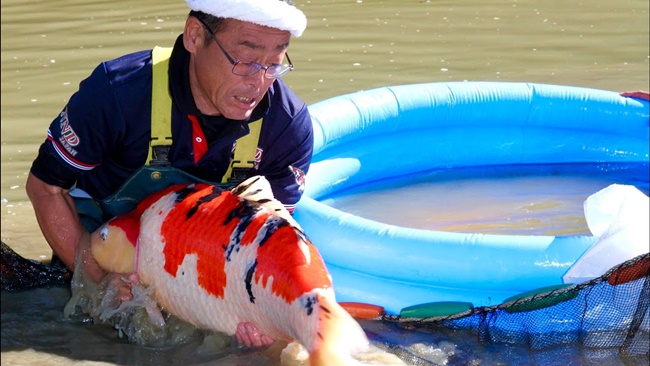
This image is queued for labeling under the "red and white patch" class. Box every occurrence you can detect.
[289,165,306,192]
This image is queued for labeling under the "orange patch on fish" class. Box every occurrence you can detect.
[159,185,237,299]
[255,224,331,304]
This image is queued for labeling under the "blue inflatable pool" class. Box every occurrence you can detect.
[293,81,649,315]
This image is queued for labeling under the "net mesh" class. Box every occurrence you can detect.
[375,253,649,365]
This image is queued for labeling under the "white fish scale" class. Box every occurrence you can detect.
[137,191,176,288]
[135,190,323,349]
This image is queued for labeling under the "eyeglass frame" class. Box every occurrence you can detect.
[195,17,294,79]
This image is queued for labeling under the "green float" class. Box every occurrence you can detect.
[503,284,579,313]
[400,301,473,319]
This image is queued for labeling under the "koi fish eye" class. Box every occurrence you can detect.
[100,226,109,241]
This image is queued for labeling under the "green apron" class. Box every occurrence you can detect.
[73,166,228,232]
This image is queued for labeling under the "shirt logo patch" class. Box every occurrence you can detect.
[253,148,263,170]
[289,165,306,192]
[58,107,80,156]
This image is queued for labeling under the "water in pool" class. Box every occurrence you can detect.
[322,163,650,236]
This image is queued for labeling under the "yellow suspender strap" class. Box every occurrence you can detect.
[221,118,262,184]
[146,46,173,166]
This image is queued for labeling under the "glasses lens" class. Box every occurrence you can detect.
[267,65,293,78]
[232,62,262,77]
[232,62,293,78]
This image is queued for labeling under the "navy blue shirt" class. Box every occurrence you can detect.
[30,35,313,211]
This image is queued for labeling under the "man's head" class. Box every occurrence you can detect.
[182,0,307,120]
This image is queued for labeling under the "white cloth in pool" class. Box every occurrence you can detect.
[563,183,649,284]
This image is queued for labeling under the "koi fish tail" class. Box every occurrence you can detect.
[309,293,369,366]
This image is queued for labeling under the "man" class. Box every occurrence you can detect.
[25,0,311,347]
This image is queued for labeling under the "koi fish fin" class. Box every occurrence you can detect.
[232,175,301,229]
[145,304,167,328]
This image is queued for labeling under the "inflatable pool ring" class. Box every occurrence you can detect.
[293,81,649,316]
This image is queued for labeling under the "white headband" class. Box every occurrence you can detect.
[186,0,307,37]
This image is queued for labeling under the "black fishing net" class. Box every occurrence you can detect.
[368,253,649,365]
[1,241,71,292]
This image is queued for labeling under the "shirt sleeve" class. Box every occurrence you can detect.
[29,63,124,189]
[262,103,313,213]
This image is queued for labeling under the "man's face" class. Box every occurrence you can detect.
[186,18,291,120]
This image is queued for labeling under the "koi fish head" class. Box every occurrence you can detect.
[88,182,200,274]
[90,212,140,274]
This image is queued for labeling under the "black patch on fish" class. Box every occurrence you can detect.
[293,226,310,244]
[174,184,199,202]
[245,260,258,303]
[257,218,291,247]
[320,305,331,314]
[224,201,262,262]
[303,295,318,316]
[186,186,224,220]
[224,242,240,262]
[231,176,262,196]
[224,200,261,226]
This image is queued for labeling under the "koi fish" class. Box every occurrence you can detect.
[89,176,369,365]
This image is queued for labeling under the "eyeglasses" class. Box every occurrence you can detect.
[197,18,294,79]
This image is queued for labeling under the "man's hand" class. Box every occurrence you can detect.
[101,272,139,303]
[235,322,275,348]
[77,230,109,283]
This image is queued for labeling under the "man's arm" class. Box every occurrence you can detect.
[25,172,105,283]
